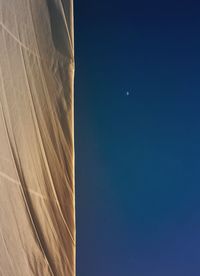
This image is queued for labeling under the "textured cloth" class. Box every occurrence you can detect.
[0,0,75,275]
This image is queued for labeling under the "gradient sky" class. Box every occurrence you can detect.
[74,1,200,275]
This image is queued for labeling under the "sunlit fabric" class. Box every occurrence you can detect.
[0,0,75,275]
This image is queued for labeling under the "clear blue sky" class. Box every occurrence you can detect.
[75,1,200,275]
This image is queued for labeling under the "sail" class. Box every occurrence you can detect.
[0,0,75,275]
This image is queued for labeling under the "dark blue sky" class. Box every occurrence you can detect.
[74,1,200,275]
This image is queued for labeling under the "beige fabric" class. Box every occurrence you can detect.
[0,0,75,275]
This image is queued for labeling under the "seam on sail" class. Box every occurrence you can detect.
[0,170,55,201]
[0,22,70,64]
[0,22,42,59]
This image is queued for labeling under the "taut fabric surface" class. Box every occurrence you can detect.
[0,0,75,275]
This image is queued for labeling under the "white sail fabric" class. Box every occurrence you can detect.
[0,0,75,275]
